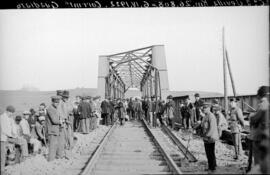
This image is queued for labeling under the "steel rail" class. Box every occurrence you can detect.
[142,118,182,175]
[80,123,117,175]
[161,126,197,162]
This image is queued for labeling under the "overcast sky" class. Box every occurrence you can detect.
[0,7,268,95]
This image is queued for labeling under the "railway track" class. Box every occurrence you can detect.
[78,119,198,175]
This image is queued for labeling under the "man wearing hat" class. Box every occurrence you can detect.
[181,96,195,130]
[46,96,65,161]
[228,98,245,160]
[201,102,219,172]
[60,90,74,151]
[101,98,111,126]
[78,95,91,133]
[194,93,204,121]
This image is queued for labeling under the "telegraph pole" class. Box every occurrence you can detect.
[223,27,228,117]
[225,49,237,97]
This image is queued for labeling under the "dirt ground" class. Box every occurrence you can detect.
[3,126,109,175]
[173,129,248,174]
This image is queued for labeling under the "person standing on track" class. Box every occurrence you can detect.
[201,102,219,173]
[134,97,143,120]
[228,98,245,160]
[166,95,175,129]
[128,98,134,120]
[110,98,116,125]
[116,99,125,125]
[46,96,65,161]
[101,98,111,126]
[148,95,156,127]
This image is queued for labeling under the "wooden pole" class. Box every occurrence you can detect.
[223,27,228,117]
[225,49,237,97]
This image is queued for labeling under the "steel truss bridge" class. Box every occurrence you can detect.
[98,45,169,100]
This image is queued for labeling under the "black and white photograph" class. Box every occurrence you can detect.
[0,2,269,175]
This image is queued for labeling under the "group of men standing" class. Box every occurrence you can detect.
[73,95,101,134]
[191,86,269,174]
[46,90,75,161]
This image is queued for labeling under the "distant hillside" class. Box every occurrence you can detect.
[0,88,221,114]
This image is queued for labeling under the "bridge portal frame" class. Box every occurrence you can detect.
[98,45,169,100]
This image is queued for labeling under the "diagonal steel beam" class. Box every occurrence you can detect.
[106,46,153,57]
[130,53,157,69]
[133,60,147,71]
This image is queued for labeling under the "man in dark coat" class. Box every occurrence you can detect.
[46,96,65,161]
[194,93,204,121]
[109,99,116,125]
[181,96,195,129]
[128,98,134,120]
[115,99,125,125]
[77,96,91,133]
[101,99,111,126]
[249,86,269,173]
[142,97,148,120]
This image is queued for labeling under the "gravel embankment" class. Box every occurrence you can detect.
[173,129,247,174]
[4,125,110,175]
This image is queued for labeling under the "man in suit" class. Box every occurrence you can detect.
[101,98,111,126]
[194,93,204,121]
[78,96,91,133]
[46,96,65,161]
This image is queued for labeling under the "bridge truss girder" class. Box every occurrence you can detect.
[97,45,169,100]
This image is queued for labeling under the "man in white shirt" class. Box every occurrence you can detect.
[1,106,16,174]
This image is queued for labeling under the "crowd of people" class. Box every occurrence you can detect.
[1,86,269,174]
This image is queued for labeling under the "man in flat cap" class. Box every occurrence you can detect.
[228,98,245,160]
[46,96,65,161]
[201,102,219,172]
